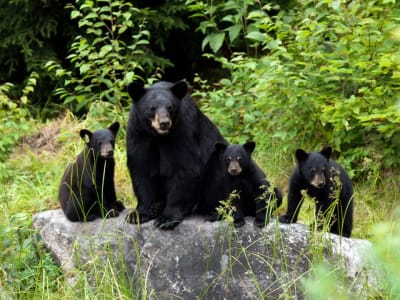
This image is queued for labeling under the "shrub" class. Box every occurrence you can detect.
[0,72,37,162]
[46,0,170,112]
[195,0,400,179]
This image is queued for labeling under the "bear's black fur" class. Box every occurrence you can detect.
[125,80,225,229]
[279,146,354,237]
[198,141,282,228]
[58,122,124,222]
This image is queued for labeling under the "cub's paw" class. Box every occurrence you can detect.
[206,212,220,222]
[278,214,294,224]
[233,218,245,228]
[153,216,181,230]
[126,210,152,224]
[254,217,266,228]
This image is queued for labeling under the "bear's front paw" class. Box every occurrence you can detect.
[126,210,152,224]
[206,212,220,222]
[112,200,125,212]
[278,214,294,224]
[254,217,266,228]
[153,216,181,230]
[233,218,245,228]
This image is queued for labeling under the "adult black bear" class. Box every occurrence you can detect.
[58,122,124,222]
[198,141,282,228]
[279,146,354,237]
[125,80,225,229]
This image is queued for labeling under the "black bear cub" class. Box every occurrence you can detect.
[279,146,354,237]
[201,141,282,228]
[59,122,124,222]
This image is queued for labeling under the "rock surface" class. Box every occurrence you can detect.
[33,209,375,299]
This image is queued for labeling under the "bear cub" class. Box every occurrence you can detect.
[59,122,124,222]
[202,141,282,228]
[279,146,353,237]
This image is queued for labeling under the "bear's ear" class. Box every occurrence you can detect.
[215,142,228,153]
[243,141,256,154]
[108,121,120,136]
[320,146,332,159]
[80,129,92,143]
[127,80,146,103]
[170,81,188,99]
[295,149,308,162]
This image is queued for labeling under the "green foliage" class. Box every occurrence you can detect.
[196,0,400,178]
[194,54,260,142]
[0,73,37,162]
[369,209,400,298]
[46,0,169,112]
[186,0,275,56]
[0,213,62,298]
[0,0,65,78]
[0,0,76,110]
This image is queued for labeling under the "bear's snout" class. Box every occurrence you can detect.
[228,161,242,176]
[310,173,326,188]
[100,143,114,158]
[152,108,172,135]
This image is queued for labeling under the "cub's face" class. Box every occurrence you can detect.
[296,147,332,189]
[80,122,119,159]
[215,141,255,176]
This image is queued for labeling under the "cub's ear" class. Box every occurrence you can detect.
[243,141,256,154]
[320,146,332,159]
[171,80,188,99]
[80,129,92,143]
[108,122,120,136]
[215,142,228,153]
[295,149,308,162]
[127,80,146,103]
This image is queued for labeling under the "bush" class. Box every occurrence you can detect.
[195,0,400,179]
[46,0,171,112]
[0,73,37,162]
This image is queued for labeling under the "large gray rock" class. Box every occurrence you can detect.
[32,209,376,299]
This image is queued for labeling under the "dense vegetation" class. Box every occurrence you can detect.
[1,0,399,298]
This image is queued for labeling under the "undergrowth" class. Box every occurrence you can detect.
[0,106,399,298]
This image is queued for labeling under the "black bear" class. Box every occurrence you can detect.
[125,80,225,229]
[58,122,124,222]
[198,141,282,228]
[279,146,354,237]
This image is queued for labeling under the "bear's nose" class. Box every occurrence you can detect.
[159,121,170,131]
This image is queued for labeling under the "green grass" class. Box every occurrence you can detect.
[0,111,399,298]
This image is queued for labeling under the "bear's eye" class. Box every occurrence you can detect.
[227,156,232,162]
[237,156,242,161]
[150,106,156,112]
[311,168,317,175]
[167,105,173,112]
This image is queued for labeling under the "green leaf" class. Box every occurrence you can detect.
[99,45,113,56]
[79,64,91,74]
[228,24,241,43]
[246,31,266,43]
[208,33,225,53]
[71,10,82,19]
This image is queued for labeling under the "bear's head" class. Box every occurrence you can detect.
[80,122,120,159]
[296,146,332,189]
[127,80,188,135]
[215,141,256,176]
